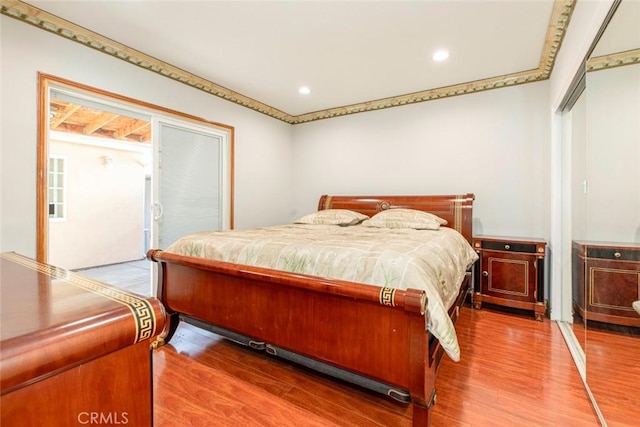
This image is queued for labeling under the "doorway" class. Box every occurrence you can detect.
[47,88,152,273]
[37,74,234,295]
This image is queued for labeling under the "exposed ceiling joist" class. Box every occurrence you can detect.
[84,111,119,135]
[49,99,151,144]
[50,103,81,129]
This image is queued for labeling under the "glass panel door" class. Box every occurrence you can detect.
[152,119,226,250]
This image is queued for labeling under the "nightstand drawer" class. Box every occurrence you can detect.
[481,240,537,253]
[586,247,640,261]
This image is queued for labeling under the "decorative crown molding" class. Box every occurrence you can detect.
[1,0,576,124]
[0,0,291,122]
[587,49,640,72]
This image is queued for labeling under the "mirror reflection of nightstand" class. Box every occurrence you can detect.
[572,241,640,327]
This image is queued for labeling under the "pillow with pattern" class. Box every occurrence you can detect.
[294,209,369,226]
[361,208,446,230]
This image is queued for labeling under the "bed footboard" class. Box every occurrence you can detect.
[147,248,438,423]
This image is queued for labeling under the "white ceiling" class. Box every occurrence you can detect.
[592,0,640,57]
[25,0,556,116]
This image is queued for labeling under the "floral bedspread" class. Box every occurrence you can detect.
[166,224,478,361]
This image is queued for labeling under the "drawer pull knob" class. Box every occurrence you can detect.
[482,271,488,277]
[504,244,510,250]
[614,252,621,258]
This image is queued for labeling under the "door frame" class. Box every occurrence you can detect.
[37,73,235,263]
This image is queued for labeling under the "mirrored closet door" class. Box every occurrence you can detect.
[571,1,640,425]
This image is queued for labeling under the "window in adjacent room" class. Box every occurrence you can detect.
[48,155,66,220]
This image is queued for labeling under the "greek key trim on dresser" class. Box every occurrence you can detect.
[1,252,158,343]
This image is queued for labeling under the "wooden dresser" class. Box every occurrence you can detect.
[473,236,547,321]
[0,252,166,426]
[572,241,640,327]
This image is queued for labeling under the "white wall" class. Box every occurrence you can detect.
[585,64,640,242]
[48,140,146,270]
[292,83,551,239]
[1,16,294,258]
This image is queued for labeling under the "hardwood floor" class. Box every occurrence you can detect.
[152,306,600,426]
[571,315,640,427]
[585,322,640,427]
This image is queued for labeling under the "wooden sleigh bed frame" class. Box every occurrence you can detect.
[148,194,475,426]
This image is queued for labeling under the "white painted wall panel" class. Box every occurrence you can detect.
[292,83,551,239]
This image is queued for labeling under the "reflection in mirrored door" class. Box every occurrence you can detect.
[582,0,640,425]
[568,91,587,368]
[583,53,640,427]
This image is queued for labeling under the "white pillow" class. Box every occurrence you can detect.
[362,208,446,230]
[294,209,369,226]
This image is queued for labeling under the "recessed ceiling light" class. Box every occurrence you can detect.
[298,86,311,95]
[432,49,450,62]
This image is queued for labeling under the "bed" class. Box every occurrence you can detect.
[148,194,477,426]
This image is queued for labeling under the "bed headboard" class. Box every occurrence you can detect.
[318,194,475,244]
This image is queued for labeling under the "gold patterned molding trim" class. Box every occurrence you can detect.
[2,0,574,124]
[587,49,640,72]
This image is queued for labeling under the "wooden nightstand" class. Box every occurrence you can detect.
[573,240,640,327]
[473,236,546,321]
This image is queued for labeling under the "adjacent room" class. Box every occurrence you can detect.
[1,0,638,426]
